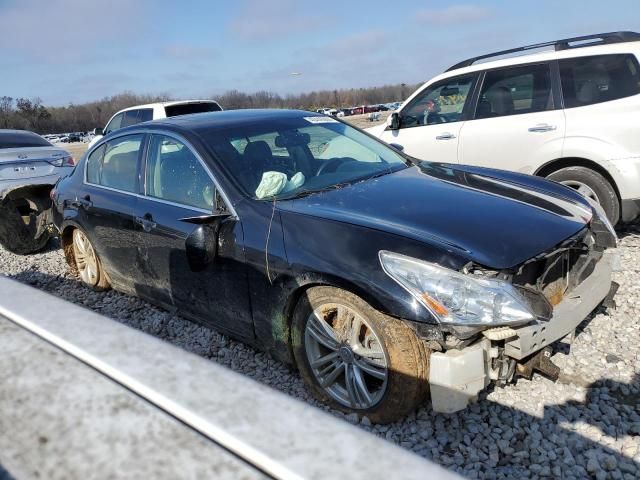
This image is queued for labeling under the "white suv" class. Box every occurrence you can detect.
[89,100,223,148]
[368,32,640,224]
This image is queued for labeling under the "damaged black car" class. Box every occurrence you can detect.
[51,109,618,423]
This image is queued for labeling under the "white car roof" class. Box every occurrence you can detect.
[117,99,220,113]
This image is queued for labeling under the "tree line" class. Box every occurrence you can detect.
[0,82,421,134]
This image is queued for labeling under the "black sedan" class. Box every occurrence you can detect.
[52,109,617,422]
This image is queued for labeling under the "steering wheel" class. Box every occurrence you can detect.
[316,158,345,176]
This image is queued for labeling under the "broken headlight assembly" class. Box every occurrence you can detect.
[379,251,535,327]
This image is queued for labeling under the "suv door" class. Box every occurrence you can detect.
[82,133,145,291]
[135,133,253,340]
[378,74,477,162]
[458,62,565,173]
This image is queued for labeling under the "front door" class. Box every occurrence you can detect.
[458,62,565,173]
[134,133,253,340]
[378,74,478,162]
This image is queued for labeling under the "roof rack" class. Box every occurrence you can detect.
[446,31,640,72]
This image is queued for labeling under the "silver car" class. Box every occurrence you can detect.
[0,130,75,254]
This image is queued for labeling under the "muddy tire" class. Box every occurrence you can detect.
[292,286,429,424]
[71,228,110,290]
[0,196,52,255]
[546,167,620,225]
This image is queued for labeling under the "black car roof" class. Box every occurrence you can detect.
[151,109,322,131]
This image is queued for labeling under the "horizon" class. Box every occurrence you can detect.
[1,0,639,106]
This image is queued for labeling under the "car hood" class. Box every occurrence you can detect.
[276,163,593,269]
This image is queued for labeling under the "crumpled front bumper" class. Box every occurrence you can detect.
[428,249,617,414]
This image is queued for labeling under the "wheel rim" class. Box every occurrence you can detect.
[560,180,600,204]
[304,303,388,410]
[73,229,99,286]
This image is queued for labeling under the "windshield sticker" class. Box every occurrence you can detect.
[304,116,339,124]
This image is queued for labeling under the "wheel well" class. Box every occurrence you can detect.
[3,184,53,204]
[61,226,78,276]
[535,157,621,202]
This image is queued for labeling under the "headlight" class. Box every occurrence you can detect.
[379,251,535,326]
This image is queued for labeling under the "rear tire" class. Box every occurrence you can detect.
[546,166,620,224]
[71,228,110,290]
[291,286,429,424]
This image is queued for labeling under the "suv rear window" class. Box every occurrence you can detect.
[164,102,222,117]
[560,54,640,108]
[0,131,51,149]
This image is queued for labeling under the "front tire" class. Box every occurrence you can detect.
[546,166,620,224]
[292,286,429,424]
[71,229,110,290]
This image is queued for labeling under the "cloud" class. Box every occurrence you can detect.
[229,0,325,41]
[161,44,218,60]
[415,4,491,26]
[0,0,147,63]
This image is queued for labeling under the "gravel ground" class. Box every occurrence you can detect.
[1,225,639,479]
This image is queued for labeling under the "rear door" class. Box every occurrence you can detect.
[377,74,478,162]
[134,133,253,340]
[81,134,145,291]
[458,62,565,173]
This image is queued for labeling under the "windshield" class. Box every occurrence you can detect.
[0,131,52,149]
[199,116,409,200]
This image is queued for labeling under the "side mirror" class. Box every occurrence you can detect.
[181,213,231,272]
[387,112,400,130]
[93,127,103,136]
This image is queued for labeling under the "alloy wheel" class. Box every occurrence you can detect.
[304,303,388,410]
[560,180,600,204]
[72,229,99,286]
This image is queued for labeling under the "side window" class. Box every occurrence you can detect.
[560,54,640,108]
[145,135,214,210]
[400,75,475,128]
[138,108,153,122]
[87,134,143,192]
[475,63,552,119]
[86,144,106,184]
[104,113,124,135]
[122,110,141,128]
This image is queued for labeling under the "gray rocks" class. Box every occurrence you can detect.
[2,227,640,478]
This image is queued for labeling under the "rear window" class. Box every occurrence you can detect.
[0,131,51,149]
[164,102,222,117]
[560,54,640,108]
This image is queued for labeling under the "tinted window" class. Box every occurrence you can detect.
[0,131,51,149]
[104,113,124,134]
[86,134,142,193]
[164,102,222,117]
[560,54,640,108]
[400,75,475,128]
[122,110,141,127]
[145,135,214,210]
[138,108,153,122]
[475,63,552,119]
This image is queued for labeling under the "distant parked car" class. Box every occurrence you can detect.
[369,31,640,224]
[0,130,74,254]
[88,100,223,148]
[52,109,616,422]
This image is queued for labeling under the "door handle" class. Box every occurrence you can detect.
[135,214,157,232]
[528,123,557,133]
[435,132,456,140]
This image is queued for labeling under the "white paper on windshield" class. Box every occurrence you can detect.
[304,116,338,124]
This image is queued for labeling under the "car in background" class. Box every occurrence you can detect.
[52,109,616,422]
[0,129,74,254]
[368,31,640,225]
[88,100,223,148]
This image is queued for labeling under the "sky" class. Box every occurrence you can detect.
[1,0,639,106]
